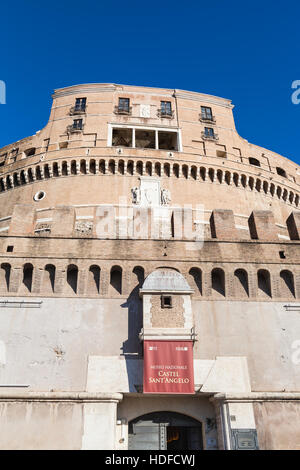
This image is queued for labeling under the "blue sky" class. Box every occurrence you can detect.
[1,0,300,164]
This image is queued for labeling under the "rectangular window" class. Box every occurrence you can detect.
[118,98,130,113]
[110,126,180,151]
[75,97,86,112]
[161,295,172,308]
[160,101,172,117]
[135,130,155,149]
[201,106,213,121]
[112,128,132,147]
[204,127,214,137]
[73,119,83,130]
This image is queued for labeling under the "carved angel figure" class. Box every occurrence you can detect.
[161,188,171,205]
[131,187,140,204]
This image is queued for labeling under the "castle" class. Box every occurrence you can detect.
[0,83,299,449]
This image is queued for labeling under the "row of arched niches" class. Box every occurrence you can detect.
[0,263,299,300]
[0,157,299,208]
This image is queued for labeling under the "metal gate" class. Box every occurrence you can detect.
[128,412,203,450]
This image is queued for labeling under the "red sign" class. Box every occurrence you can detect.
[143,341,195,394]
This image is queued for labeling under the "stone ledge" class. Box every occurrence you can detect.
[0,391,123,402]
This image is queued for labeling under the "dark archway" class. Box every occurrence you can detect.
[128,411,203,450]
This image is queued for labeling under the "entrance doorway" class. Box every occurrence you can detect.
[128,412,203,450]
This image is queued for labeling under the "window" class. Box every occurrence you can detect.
[75,97,86,112]
[158,131,178,150]
[110,126,180,151]
[249,157,261,167]
[161,295,172,308]
[160,101,172,117]
[276,167,287,178]
[204,127,215,138]
[112,128,132,147]
[201,106,213,121]
[24,147,36,157]
[73,119,83,130]
[118,98,130,114]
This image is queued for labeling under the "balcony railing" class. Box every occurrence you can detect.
[201,131,219,141]
[199,114,216,124]
[67,123,84,133]
[114,105,132,115]
[69,105,86,115]
[157,109,174,119]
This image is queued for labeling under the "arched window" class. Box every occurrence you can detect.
[88,265,100,294]
[241,174,247,188]
[146,162,152,176]
[234,269,249,297]
[200,167,206,181]
[211,268,225,297]
[35,166,42,180]
[80,160,86,174]
[108,160,115,174]
[118,160,125,175]
[71,160,77,175]
[53,162,59,177]
[89,159,96,174]
[165,162,171,177]
[43,264,56,293]
[110,266,122,295]
[27,168,34,182]
[6,176,12,189]
[155,162,161,177]
[20,171,26,185]
[62,161,68,176]
[67,264,78,294]
[99,159,106,174]
[22,263,34,292]
[44,164,50,179]
[13,173,20,186]
[127,160,134,175]
[225,171,231,185]
[173,163,179,178]
[257,269,271,298]
[0,263,11,292]
[233,173,239,186]
[189,268,202,295]
[136,161,143,176]
[217,170,223,184]
[191,166,197,180]
[182,165,188,179]
[280,270,295,298]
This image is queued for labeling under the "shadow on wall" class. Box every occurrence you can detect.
[121,267,144,357]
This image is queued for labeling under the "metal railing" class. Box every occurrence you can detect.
[114,105,132,115]
[201,131,219,141]
[199,113,216,123]
[69,105,86,115]
[157,108,174,118]
[67,123,84,133]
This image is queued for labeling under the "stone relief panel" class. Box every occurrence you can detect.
[131,178,171,207]
[75,221,93,236]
